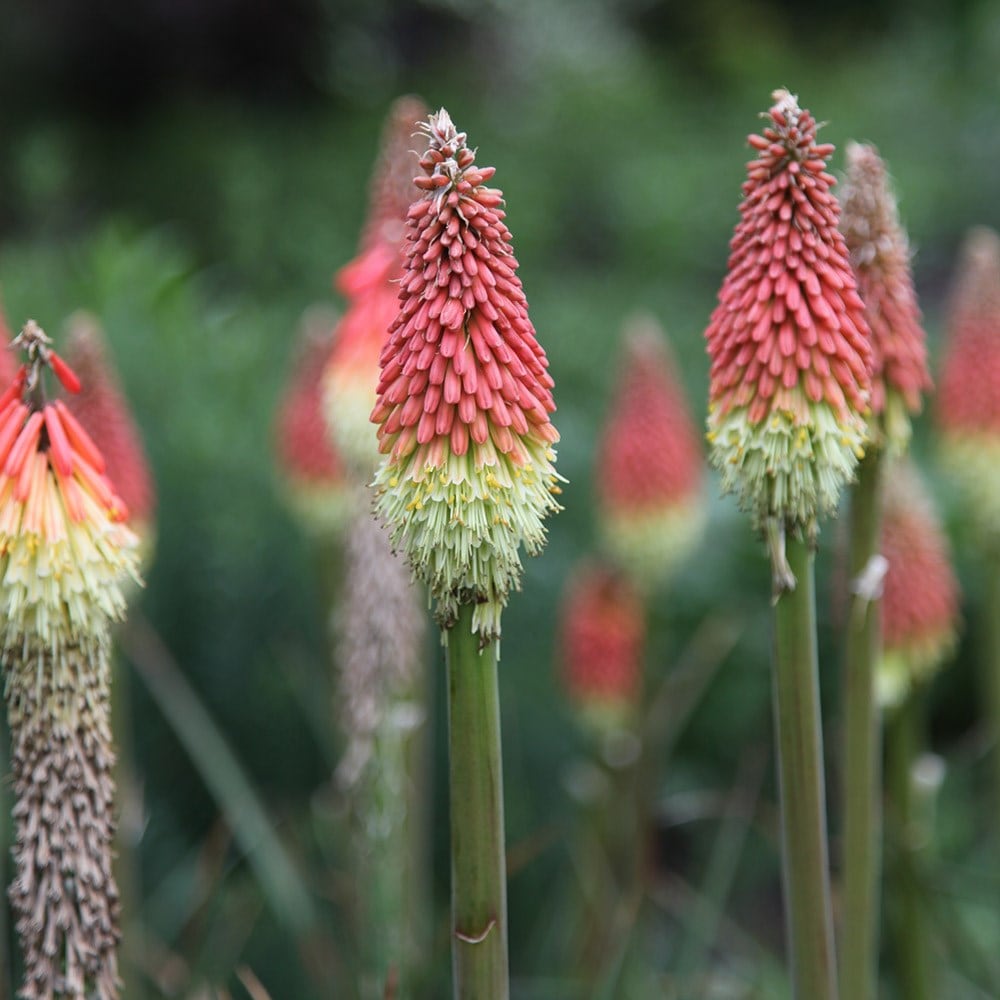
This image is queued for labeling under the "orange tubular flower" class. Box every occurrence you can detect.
[839,143,931,454]
[877,461,960,706]
[1,320,140,1000]
[558,561,645,728]
[371,109,561,640]
[705,89,873,531]
[597,316,705,589]
[276,313,352,536]
[936,227,1000,546]
[324,97,429,473]
[63,312,156,547]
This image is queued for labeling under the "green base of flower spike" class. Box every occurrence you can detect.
[373,440,560,642]
[708,398,866,530]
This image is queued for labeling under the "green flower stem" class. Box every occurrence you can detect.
[989,553,1000,832]
[446,603,509,999]
[840,449,886,1000]
[771,531,838,1000]
[885,692,932,1000]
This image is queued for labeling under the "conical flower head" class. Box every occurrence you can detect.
[557,561,644,729]
[324,97,429,473]
[63,312,156,543]
[705,89,873,530]
[596,315,705,589]
[276,310,352,537]
[840,142,931,454]
[877,461,960,707]
[371,109,561,640]
[936,227,1000,546]
[1,321,141,1000]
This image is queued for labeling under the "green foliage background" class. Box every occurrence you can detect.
[1,1,1000,996]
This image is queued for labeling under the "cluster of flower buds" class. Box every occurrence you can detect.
[371,109,561,640]
[937,227,1000,548]
[705,89,872,534]
[557,561,645,730]
[877,462,960,706]
[596,316,704,590]
[839,143,931,455]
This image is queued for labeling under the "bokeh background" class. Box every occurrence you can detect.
[1,1,999,997]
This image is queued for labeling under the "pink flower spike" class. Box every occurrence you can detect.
[558,561,645,730]
[43,405,74,478]
[935,227,1000,545]
[596,315,706,589]
[372,108,561,640]
[705,89,873,530]
[54,400,107,475]
[877,460,960,706]
[840,142,930,453]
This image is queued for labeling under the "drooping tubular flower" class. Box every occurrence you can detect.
[596,315,705,590]
[63,312,156,553]
[371,109,561,640]
[557,561,645,730]
[839,143,931,455]
[705,89,873,531]
[936,227,1000,548]
[1,320,140,999]
[276,309,353,537]
[877,461,960,707]
[324,96,428,473]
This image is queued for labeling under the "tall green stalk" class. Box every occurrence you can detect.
[885,690,933,1000]
[446,604,509,999]
[771,531,838,1000]
[840,450,886,999]
[988,553,1000,832]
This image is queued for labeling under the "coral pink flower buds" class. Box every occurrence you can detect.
[877,462,960,706]
[371,109,561,639]
[558,561,645,727]
[324,97,428,473]
[596,316,704,588]
[936,227,1000,546]
[276,310,352,535]
[705,90,872,531]
[839,143,930,454]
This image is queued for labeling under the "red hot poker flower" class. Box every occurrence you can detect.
[840,143,930,454]
[877,461,960,706]
[596,316,705,588]
[705,89,873,531]
[371,109,561,640]
[324,97,429,473]
[936,227,1000,546]
[276,310,352,536]
[558,561,645,728]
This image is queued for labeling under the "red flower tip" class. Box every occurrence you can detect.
[878,461,960,703]
[840,142,930,444]
[599,315,702,513]
[63,313,156,524]
[938,227,1000,436]
[558,561,645,712]
[705,90,873,528]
